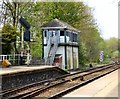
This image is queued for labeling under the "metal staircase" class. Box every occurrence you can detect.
[45,31,60,65]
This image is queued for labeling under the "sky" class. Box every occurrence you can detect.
[83,0,118,40]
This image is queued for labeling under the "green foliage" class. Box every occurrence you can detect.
[112,50,119,57]
[118,39,120,51]
[30,35,42,57]
[105,37,118,52]
[104,37,118,58]
[2,1,105,66]
[1,24,18,54]
[97,37,119,64]
[78,42,87,66]
[29,2,102,65]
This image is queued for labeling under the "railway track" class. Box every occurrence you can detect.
[1,63,119,99]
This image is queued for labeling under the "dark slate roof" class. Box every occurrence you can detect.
[41,19,80,32]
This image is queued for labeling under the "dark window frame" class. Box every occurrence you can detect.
[73,33,78,42]
[44,31,47,37]
[60,31,64,36]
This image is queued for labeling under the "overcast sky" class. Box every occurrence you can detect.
[83,0,118,40]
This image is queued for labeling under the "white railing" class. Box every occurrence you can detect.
[0,54,32,65]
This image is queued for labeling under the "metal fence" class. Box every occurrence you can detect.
[0,54,32,65]
[0,54,47,66]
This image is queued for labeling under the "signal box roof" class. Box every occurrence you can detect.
[41,19,80,33]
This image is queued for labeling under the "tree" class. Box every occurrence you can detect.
[27,2,102,64]
[105,37,118,58]
[0,1,33,54]
[105,37,118,52]
[1,1,103,65]
[118,39,120,52]
[1,24,18,54]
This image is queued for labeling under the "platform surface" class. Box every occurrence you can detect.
[63,69,119,98]
[0,65,55,75]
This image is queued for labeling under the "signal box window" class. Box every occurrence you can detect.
[44,31,47,37]
[60,31,64,36]
[73,33,78,42]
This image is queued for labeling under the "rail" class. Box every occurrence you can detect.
[1,63,119,99]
